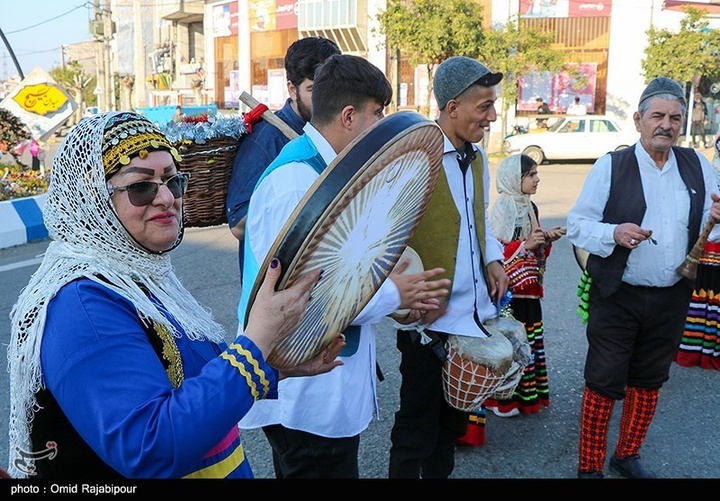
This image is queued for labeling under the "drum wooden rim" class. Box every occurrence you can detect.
[391,246,424,318]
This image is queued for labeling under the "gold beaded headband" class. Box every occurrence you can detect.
[102,112,182,178]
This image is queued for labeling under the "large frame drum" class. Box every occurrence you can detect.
[244,111,444,369]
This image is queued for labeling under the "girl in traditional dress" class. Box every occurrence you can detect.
[458,154,564,446]
[485,154,565,417]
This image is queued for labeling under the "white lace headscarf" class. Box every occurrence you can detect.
[7,111,225,478]
[489,154,534,244]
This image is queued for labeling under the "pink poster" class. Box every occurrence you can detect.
[520,0,611,18]
[276,0,298,30]
[519,0,569,17]
[518,63,597,113]
[554,63,597,112]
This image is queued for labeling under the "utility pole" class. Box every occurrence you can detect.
[0,26,24,80]
[92,0,114,111]
[93,0,106,111]
[103,0,114,111]
[133,0,146,108]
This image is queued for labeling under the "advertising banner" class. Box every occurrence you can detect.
[276,0,298,30]
[518,63,597,113]
[520,0,611,18]
[251,0,275,31]
[213,2,239,37]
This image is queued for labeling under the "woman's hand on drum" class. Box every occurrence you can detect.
[486,260,510,304]
[244,258,322,358]
[389,262,451,311]
[278,333,346,380]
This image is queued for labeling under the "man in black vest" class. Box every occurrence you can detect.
[568,77,720,478]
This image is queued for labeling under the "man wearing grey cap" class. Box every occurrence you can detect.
[568,76,720,478]
[388,56,509,478]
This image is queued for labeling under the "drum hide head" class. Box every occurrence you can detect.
[246,111,445,369]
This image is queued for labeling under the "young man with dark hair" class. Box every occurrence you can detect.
[225,37,340,274]
[536,97,551,128]
[237,54,450,478]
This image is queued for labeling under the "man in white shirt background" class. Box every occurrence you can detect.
[567,96,587,115]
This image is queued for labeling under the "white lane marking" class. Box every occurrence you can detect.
[0,256,43,273]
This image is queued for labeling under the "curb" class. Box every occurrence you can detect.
[0,194,49,250]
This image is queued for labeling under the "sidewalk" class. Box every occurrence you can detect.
[0,194,48,249]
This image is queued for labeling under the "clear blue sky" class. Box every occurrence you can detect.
[0,1,94,78]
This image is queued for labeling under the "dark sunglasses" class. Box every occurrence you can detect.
[107,173,190,207]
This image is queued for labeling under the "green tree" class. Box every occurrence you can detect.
[476,16,565,138]
[642,6,720,144]
[642,7,720,86]
[50,61,97,123]
[376,0,487,115]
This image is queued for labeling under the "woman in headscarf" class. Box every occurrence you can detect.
[484,154,565,418]
[6,111,345,479]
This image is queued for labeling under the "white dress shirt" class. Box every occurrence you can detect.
[426,134,505,338]
[239,123,401,437]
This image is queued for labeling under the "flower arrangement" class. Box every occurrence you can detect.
[1,163,48,202]
[161,113,247,148]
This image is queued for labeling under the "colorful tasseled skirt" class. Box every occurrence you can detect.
[676,241,720,371]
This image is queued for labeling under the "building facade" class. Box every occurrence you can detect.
[109,0,720,145]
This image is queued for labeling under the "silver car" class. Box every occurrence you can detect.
[503,115,639,164]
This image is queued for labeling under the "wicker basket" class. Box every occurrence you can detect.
[176,136,239,228]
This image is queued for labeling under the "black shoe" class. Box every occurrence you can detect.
[578,471,604,479]
[609,454,657,478]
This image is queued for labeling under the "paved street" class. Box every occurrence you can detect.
[1,154,718,482]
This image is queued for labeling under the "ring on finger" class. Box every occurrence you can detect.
[630,238,637,245]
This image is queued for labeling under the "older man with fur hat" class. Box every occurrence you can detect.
[567,77,720,478]
[388,56,509,478]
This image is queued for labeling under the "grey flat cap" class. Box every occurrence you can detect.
[434,56,503,110]
[639,77,686,108]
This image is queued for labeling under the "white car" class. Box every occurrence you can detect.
[503,115,639,164]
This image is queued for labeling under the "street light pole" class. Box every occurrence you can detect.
[0,26,24,80]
